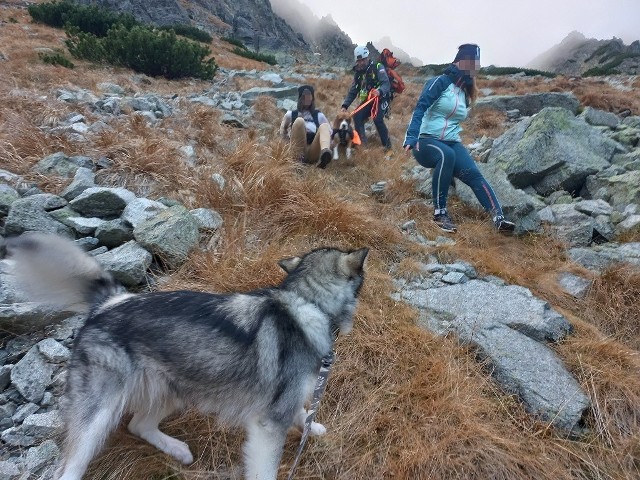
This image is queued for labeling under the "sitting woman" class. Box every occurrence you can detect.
[280,85,333,168]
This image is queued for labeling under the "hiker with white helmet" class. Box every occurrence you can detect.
[341,45,392,149]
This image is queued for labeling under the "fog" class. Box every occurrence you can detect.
[286,0,640,67]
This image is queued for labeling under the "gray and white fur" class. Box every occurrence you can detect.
[6,233,368,480]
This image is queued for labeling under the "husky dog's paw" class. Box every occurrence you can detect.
[164,438,194,464]
[309,421,327,436]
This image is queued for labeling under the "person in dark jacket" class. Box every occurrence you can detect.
[403,44,515,233]
[280,85,333,168]
[341,45,392,149]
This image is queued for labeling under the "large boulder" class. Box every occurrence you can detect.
[399,278,590,433]
[69,187,137,219]
[582,170,640,209]
[489,108,617,196]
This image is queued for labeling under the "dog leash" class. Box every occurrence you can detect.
[349,92,379,119]
[287,351,335,480]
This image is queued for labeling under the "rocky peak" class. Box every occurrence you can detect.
[528,31,640,76]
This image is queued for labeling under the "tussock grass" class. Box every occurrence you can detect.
[2,10,640,480]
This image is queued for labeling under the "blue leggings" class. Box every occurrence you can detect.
[412,137,502,215]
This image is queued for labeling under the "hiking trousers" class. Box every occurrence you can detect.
[353,99,391,148]
[290,117,331,163]
[413,137,503,215]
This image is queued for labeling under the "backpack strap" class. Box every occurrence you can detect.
[291,110,320,129]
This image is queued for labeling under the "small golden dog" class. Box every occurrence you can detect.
[331,112,354,161]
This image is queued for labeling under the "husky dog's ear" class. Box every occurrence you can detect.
[279,256,302,273]
[341,247,369,276]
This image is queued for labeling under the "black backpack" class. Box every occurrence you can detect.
[292,109,320,145]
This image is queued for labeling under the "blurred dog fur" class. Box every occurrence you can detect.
[7,233,369,480]
[331,112,354,161]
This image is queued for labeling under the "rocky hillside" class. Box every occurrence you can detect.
[269,0,355,66]
[528,31,640,76]
[1,4,640,480]
[74,0,309,61]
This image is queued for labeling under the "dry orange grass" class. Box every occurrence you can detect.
[2,9,640,480]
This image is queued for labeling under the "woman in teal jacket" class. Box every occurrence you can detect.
[403,44,515,233]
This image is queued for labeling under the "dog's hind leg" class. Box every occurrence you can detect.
[55,394,126,480]
[128,400,193,464]
[243,418,288,480]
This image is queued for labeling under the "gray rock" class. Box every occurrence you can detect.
[4,195,74,237]
[569,242,640,272]
[0,303,74,332]
[403,279,588,432]
[583,170,640,209]
[441,271,467,284]
[69,187,137,218]
[580,106,620,129]
[241,86,300,103]
[558,272,592,298]
[0,459,21,479]
[94,219,134,248]
[133,205,200,268]
[190,208,223,231]
[10,347,54,403]
[37,339,71,363]
[616,214,640,234]
[260,72,283,84]
[543,204,595,247]
[22,410,62,438]
[122,198,167,228]
[573,199,613,217]
[464,324,589,433]
[1,425,36,447]
[95,241,152,287]
[0,365,11,391]
[97,82,125,95]
[220,113,246,128]
[60,167,96,200]
[489,108,616,196]
[12,402,39,424]
[24,439,59,472]
[0,184,20,216]
[32,153,93,178]
[475,92,579,116]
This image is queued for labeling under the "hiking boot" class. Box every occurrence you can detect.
[433,212,457,233]
[494,215,516,233]
[318,148,332,169]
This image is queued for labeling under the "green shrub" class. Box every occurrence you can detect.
[29,0,138,36]
[28,0,71,28]
[39,51,75,68]
[159,24,212,43]
[66,25,217,80]
[221,36,247,49]
[232,47,276,65]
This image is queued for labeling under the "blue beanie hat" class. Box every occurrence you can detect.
[453,44,480,62]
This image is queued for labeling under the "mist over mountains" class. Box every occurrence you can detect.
[528,31,640,75]
[73,1,638,74]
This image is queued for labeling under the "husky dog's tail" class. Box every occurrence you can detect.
[6,233,122,313]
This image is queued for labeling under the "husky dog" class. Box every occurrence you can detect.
[7,233,369,480]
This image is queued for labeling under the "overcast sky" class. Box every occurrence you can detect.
[295,0,640,66]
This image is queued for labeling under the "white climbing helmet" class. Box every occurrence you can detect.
[354,45,369,61]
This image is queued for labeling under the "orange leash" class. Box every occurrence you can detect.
[349,91,379,119]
